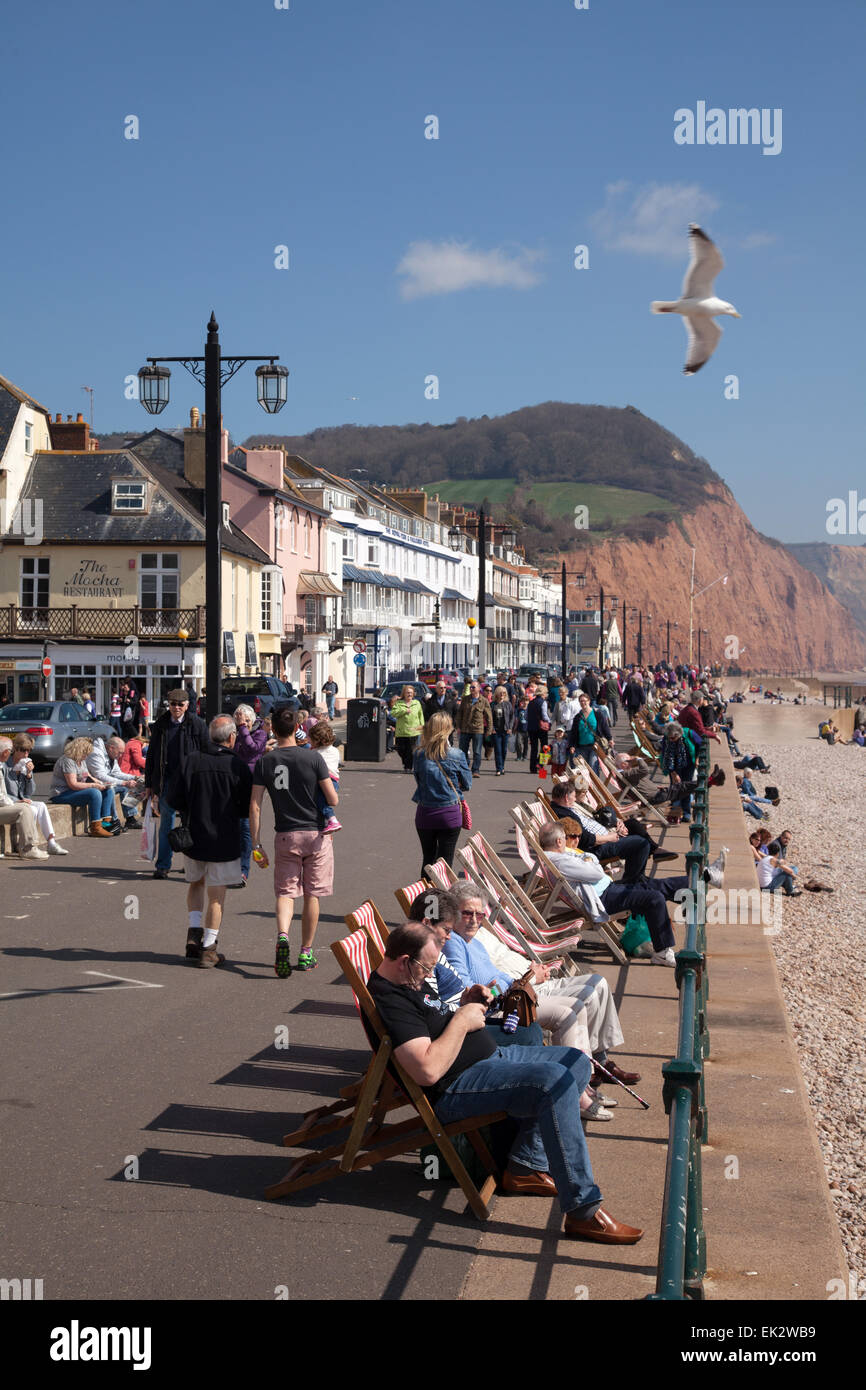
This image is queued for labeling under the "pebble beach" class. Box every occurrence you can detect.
[732,713,865,1277]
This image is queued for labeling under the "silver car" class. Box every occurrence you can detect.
[0,702,117,768]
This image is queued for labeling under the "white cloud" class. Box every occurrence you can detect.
[590,181,721,258]
[396,239,543,300]
[741,231,777,249]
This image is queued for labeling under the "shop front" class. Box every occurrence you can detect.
[0,644,204,714]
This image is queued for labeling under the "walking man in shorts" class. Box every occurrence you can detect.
[249,707,339,978]
[166,715,253,968]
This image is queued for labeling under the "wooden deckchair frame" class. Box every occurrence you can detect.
[458,835,585,969]
[581,749,669,829]
[518,821,629,965]
[265,927,505,1218]
[394,877,433,919]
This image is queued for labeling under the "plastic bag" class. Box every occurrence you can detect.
[620,914,651,956]
[139,799,157,861]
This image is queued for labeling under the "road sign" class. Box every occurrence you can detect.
[353,639,367,654]
[41,656,52,679]
[353,653,367,667]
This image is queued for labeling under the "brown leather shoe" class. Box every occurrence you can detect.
[601,1060,643,1085]
[89,823,112,838]
[563,1207,643,1244]
[501,1167,557,1197]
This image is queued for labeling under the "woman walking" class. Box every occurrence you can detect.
[393,684,425,772]
[570,692,600,773]
[490,685,514,776]
[412,713,471,877]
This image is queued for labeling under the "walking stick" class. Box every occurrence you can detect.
[586,1053,651,1110]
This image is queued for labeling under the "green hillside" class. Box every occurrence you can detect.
[424,478,679,525]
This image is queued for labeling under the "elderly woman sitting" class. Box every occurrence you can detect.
[440,880,640,1121]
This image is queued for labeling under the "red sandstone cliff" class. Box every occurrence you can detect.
[552,485,866,672]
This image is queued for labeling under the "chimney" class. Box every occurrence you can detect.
[183,408,206,487]
[49,411,91,452]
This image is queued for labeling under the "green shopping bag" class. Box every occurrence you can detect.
[620,914,651,956]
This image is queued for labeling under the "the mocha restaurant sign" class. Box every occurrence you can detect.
[63,560,127,599]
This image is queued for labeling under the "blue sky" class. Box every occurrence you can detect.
[2,0,864,543]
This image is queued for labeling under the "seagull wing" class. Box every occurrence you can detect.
[683,316,722,375]
[681,224,724,299]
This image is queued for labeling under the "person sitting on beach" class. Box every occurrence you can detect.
[748,828,773,864]
[736,774,772,820]
[755,840,802,897]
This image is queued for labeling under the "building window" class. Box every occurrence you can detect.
[274,505,283,551]
[342,533,355,561]
[367,538,379,566]
[113,480,147,512]
[139,553,179,629]
[24,421,33,455]
[261,568,283,633]
[20,556,49,619]
[289,510,297,552]
[303,514,312,557]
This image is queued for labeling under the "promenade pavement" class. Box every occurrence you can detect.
[0,717,845,1301]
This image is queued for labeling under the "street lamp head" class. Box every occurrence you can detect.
[177,628,189,642]
[255,362,289,414]
[138,364,171,414]
[448,525,462,552]
[501,527,518,549]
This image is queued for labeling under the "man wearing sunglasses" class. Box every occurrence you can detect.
[367,920,643,1245]
[144,689,209,880]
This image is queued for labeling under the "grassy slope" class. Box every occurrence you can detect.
[423,478,679,522]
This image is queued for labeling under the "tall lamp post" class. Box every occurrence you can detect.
[666,619,679,664]
[688,547,728,665]
[138,312,288,717]
[543,563,588,677]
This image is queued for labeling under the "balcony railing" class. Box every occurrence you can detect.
[0,605,205,640]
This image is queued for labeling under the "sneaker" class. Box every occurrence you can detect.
[590,1089,618,1108]
[651,947,676,967]
[23,846,49,859]
[296,949,318,971]
[581,1099,614,1122]
[46,840,69,855]
[274,938,292,979]
[197,944,226,968]
[185,926,203,960]
[322,818,342,833]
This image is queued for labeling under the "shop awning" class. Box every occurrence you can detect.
[297,571,342,597]
[343,564,405,590]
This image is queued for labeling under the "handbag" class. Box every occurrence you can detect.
[440,763,472,830]
[168,812,194,853]
[594,805,617,829]
[499,970,538,1027]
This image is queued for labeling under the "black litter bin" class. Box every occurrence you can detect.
[345,698,387,762]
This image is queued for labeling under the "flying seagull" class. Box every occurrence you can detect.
[651,224,741,374]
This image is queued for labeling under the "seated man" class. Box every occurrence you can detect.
[537,820,702,967]
[0,735,68,855]
[86,736,144,830]
[366,920,643,1244]
[439,881,640,1120]
[549,780,678,881]
[756,841,801,897]
[613,751,670,805]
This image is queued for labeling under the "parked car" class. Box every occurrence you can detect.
[517,664,548,681]
[0,702,117,768]
[220,676,299,719]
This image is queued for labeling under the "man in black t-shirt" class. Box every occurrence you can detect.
[366,922,643,1245]
[249,708,339,979]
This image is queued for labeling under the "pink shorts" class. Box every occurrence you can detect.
[273,829,334,899]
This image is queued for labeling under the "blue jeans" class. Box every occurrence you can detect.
[325,695,336,719]
[434,1044,602,1218]
[51,786,115,822]
[239,817,252,877]
[156,795,177,871]
[459,731,484,774]
[492,731,509,773]
[741,798,765,819]
[766,868,797,895]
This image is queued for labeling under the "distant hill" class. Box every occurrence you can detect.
[785,542,866,643]
[244,401,725,513]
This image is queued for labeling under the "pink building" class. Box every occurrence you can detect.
[222,439,344,704]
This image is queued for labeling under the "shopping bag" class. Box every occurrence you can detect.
[139,800,157,861]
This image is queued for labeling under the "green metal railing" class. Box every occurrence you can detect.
[648,737,711,1301]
